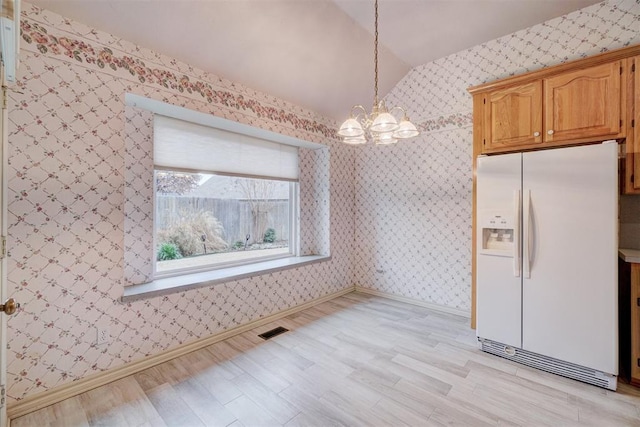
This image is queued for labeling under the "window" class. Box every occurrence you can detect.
[122,94,330,298]
[153,115,299,277]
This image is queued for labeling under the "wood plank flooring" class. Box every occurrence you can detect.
[12,292,640,426]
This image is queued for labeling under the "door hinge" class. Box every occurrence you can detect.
[621,66,623,75]
[0,384,5,407]
[621,119,623,127]
[1,87,6,109]
[637,358,640,368]
[483,139,486,145]
[637,297,640,306]
[1,236,6,259]
[633,63,636,73]
[483,98,486,105]
[632,174,635,184]
[633,119,636,128]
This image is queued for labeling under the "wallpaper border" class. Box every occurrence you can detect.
[19,17,337,139]
[418,112,473,134]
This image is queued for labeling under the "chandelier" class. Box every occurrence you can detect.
[337,0,419,145]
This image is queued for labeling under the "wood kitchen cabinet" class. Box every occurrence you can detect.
[544,61,623,144]
[482,81,543,152]
[473,60,625,155]
[623,56,640,195]
[619,252,640,386]
[631,262,640,385]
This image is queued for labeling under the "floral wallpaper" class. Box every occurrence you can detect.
[6,3,353,403]
[354,0,640,312]
[122,106,154,286]
[5,0,640,407]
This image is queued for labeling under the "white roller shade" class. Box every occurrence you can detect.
[154,115,299,181]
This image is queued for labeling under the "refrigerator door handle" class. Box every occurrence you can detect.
[523,189,531,279]
[513,190,521,277]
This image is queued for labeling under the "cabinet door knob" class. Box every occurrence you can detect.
[533,132,540,137]
[547,130,554,135]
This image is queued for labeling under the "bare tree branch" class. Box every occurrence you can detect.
[235,178,276,243]
[156,171,200,195]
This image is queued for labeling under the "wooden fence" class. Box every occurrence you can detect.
[156,196,290,245]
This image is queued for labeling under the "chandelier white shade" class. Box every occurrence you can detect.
[338,0,419,145]
[337,118,365,138]
[394,119,420,138]
[374,131,397,145]
[342,135,367,145]
[370,111,398,133]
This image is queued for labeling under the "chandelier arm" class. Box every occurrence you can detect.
[389,106,409,119]
[350,104,368,119]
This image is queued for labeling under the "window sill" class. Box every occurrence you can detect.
[121,255,331,302]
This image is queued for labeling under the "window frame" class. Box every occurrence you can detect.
[123,93,329,296]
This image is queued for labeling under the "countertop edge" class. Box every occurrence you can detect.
[619,248,640,264]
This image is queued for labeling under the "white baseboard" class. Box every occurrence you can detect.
[7,287,353,420]
[354,286,471,318]
[9,285,470,420]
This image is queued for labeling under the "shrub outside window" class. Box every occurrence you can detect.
[154,171,296,276]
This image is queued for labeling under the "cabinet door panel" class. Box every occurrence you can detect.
[544,61,622,143]
[631,264,640,384]
[483,81,543,152]
[622,57,640,194]
[634,57,640,190]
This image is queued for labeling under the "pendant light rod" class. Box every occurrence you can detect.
[373,0,379,106]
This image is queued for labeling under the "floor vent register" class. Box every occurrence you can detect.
[258,326,289,340]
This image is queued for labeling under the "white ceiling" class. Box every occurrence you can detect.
[29,0,601,121]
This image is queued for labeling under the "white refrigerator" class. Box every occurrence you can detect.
[476,143,618,390]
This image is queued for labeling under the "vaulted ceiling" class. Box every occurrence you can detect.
[29,0,601,120]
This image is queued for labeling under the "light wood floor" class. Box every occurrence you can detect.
[12,292,640,426]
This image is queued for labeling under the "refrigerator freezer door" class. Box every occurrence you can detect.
[476,152,522,348]
[522,143,618,374]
